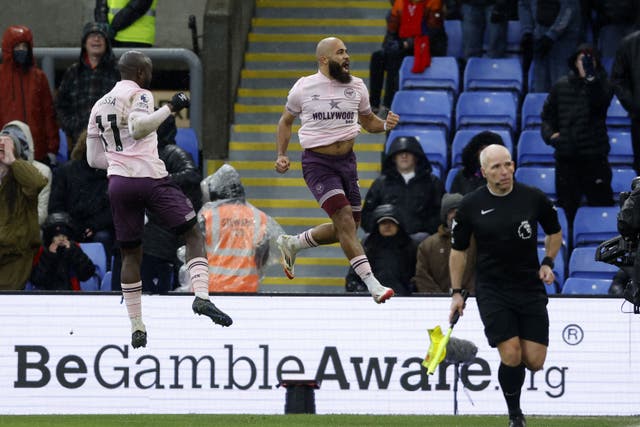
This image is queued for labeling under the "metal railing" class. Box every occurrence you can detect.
[33,47,202,149]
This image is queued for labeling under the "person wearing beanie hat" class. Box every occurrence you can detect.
[412,193,475,294]
[55,21,119,150]
[0,132,48,290]
[30,212,96,291]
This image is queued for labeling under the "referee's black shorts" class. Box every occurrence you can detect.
[475,284,549,348]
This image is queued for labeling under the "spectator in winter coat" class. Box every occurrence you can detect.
[363,135,445,243]
[450,130,505,195]
[0,25,59,166]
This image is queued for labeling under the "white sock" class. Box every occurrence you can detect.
[294,229,319,250]
[187,257,210,300]
[131,316,146,333]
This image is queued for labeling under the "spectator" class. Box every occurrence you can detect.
[519,0,582,93]
[95,0,156,48]
[30,212,96,291]
[461,0,509,59]
[0,131,48,290]
[369,0,447,116]
[1,120,52,225]
[55,22,120,151]
[610,30,640,174]
[197,164,285,293]
[345,204,418,296]
[137,115,202,293]
[593,0,640,58]
[362,135,445,243]
[0,25,59,166]
[412,193,476,293]
[450,130,504,195]
[48,130,114,268]
[541,43,614,224]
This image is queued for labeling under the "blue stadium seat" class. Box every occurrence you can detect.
[601,57,614,76]
[572,206,619,247]
[516,130,555,166]
[562,277,612,295]
[79,242,107,279]
[391,91,453,137]
[80,276,100,291]
[607,95,631,131]
[537,246,565,292]
[608,131,633,167]
[444,20,463,58]
[56,129,68,164]
[569,247,618,280]
[537,206,569,250]
[514,166,556,200]
[611,168,637,201]
[463,57,523,98]
[521,93,547,130]
[101,271,112,291]
[506,20,522,54]
[445,166,461,192]
[387,128,448,176]
[455,92,517,133]
[399,56,460,102]
[450,129,513,167]
[176,128,200,167]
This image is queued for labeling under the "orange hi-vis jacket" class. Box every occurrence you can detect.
[202,203,268,292]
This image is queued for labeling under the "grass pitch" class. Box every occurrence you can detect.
[0,415,638,427]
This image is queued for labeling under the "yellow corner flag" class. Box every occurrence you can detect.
[422,325,453,375]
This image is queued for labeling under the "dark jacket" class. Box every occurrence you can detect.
[611,30,640,119]
[541,44,613,159]
[450,134,496,195]
[55,23,120,146]
[362,138,445,235]
[30,243,96,291]
[48,158,113,240]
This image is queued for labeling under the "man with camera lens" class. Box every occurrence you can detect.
[540,43,615,225]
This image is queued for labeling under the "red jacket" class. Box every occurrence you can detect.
[0,26,59,161]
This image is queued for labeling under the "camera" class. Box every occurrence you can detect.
[595,176,640,313]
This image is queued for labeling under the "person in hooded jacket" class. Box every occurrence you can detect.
[135,114,203,293]
[345,204,418,296]
[412,193,476,293]
[30,212,96,291]
[1,120,52,225]
[541,43,615,224]
[0,25,59,166]
[451,130,505,195]
[362,135,445,243]
[55,22,120,151]
[48,130,114,267]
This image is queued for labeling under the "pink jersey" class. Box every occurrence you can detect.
[285,72,372,149]
[87,80,168,179]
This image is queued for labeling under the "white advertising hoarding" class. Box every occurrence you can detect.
[0,295,638,415]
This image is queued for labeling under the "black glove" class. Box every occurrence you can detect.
[582,54,596,82]
[536,35,554,57]
[169,92,190,113]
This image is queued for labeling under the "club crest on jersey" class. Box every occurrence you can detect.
[140,94,149,103]
[344,87,355,99]
[315,183,324,194]
[517,220,532,240]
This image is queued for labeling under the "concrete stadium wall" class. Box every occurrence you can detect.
[0,0,208,48]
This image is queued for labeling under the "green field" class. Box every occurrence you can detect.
[0,415,638,427]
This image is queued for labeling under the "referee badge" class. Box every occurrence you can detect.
[517,220,532,240]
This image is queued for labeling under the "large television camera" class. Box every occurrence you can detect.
[595,176,640,313]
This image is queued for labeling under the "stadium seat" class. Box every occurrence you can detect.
[537,246,565,292]
[444,20,463,58]
[516,130,555,166]
[537,206,569,250]
[608,131,633,167]
[514,166,556,200]
[562,277,612,295]
[455,92,517,133]
[176,128,200,167]
[601,56,614,76]
[505,20,522,54]
[399,56,460,101]
[450,129,513,167]
[80,276,100,292]
[387,128,448,176]
[611,168,637,202]
[607,95,631,131]
[463,57,523,98]
[572,206,620,247]
[79,242,107,279]
[391,91,453,137]
[520,93,547,130]
[445,166,461,192]
[101,271,112,291]
[568,246,618,280]
[56,129,68,164]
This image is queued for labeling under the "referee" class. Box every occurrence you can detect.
[448,143,562,427]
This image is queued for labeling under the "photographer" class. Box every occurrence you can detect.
[541,43,615,226]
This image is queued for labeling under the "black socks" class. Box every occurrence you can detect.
[498,362,526,417]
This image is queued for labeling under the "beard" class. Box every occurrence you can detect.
[328,59,352,84]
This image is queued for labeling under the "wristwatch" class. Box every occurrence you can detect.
[449,288,463,296]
